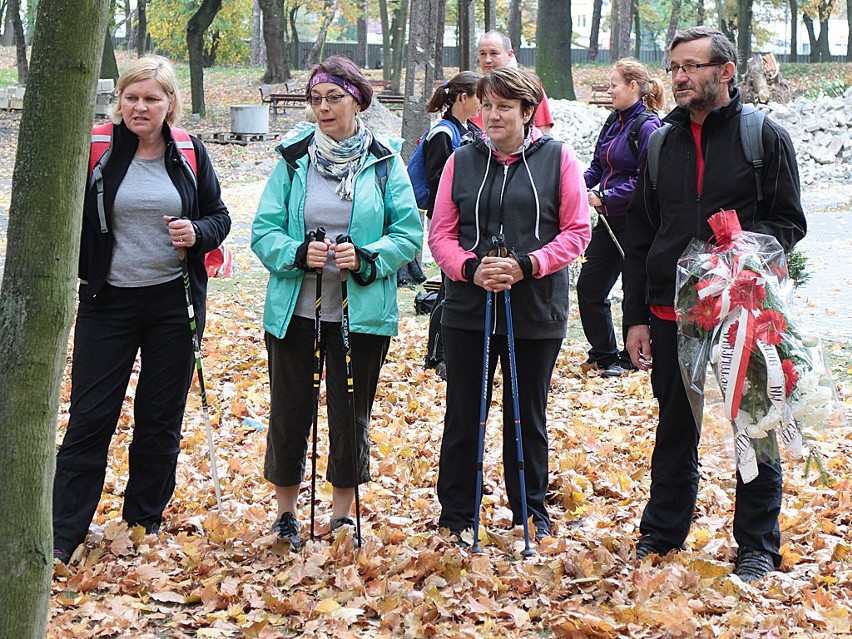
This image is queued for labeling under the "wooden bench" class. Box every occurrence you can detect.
[375,92,404,110]
[260,83,303,117]
[588,84,613,109]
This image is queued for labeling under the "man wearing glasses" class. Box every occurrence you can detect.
[622,26,806,582]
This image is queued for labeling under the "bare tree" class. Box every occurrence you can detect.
[736,0,753,76]
[508,0,522,51]
[304,0,340,67]
[389,0,409,90]
[187,0,223,117]
[1,0,13,47]
[251,0,267,67]
[665,0,682,56]
[803,0,834,62]
[537,0,574,99]
[402,0,438,159]
[588,0,602,62]
[614,0,632,60]
[259,0,289,82]
[0,0,111,636]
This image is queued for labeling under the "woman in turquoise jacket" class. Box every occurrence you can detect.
[252,55,422,551]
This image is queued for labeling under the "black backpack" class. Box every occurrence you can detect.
[646,105,766,203]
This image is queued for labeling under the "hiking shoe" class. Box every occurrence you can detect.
[448,528,471,549]
[635,538,658,560]
[330,516,356,532]
[271,512,301,552]
[734,546,775,583]
[534,523,552,542]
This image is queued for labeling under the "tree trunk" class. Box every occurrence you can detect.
[803,12,819,62]
[458,0,474,70]
[389,0,409,91]
[0,0,110,635]
[100,30,119,83]
[483,0,495,31]
[537,0,574,100]
[137,0,148,57]
[259,0,288,83]
[697,0,705,25]
[402,0,436,160]
[356,0,367,67]
[434,0,446,78]
[610,0,619,59]
[508,0,521,52]
[616,0,632,59]
[10,0,26,85]
[847,0,852,61]
[304,0,339,67]
[666,0,682,56]
[379,0,390,79]
[289,4,301,70]
[588,0,602,62]
[736,0,752,77]
[816,19,831,60]
[187,0,222,117]
[633,0,640,58]
[251,0,266,67]
[124,0,134,51]
[1,1,14,47]
[789,0,798,61]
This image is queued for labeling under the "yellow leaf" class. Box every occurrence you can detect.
[313,598,341,614]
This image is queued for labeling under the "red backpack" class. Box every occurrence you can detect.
[88,123,231,278]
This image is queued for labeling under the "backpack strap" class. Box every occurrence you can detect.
[89,123,115,233]
[628,111,654,158]
[647,123,671,191]
[739,105,765,203]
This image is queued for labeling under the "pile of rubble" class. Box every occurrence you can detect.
[547,88,852,185]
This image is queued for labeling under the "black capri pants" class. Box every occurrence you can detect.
[264,316,390,488]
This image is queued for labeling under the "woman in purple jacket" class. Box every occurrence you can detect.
[579,58,664,377]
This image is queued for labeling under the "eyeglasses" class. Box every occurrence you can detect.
[308,93,350,106]
[665,61,725,75]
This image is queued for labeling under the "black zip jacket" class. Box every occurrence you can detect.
[442,135,568,339]
[79,121,231,328]
[623,91,806,326]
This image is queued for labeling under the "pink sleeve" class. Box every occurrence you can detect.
[529,144,591,277]
[427,154,476,282]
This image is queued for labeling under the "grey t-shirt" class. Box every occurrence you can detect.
[294,164,352,323]
[108,155,183,287]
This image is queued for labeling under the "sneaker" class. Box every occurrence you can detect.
[733,546,775,583]
[53,548,72,564]
[330,516,356,531]
[448,528,471,549]
[600,362,625,378]
[271,512,301,552]
[534,522,552,542]
[635,538,658,560]
[617,354,638,372]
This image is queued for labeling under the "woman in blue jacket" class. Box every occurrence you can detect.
[579,58,664,377]
[252,55,421,551]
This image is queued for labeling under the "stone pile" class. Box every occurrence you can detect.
[547,89,852,185]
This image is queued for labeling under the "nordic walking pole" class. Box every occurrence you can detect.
[498,235,535,558]
[309,227,326,541]
[594,206,624,258]
[470,286,494,554]
[337,234,362,548]
[175,235,223,511]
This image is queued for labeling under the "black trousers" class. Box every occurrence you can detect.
[576,216,629,366]
[437,324,562,532]
[640,315,782,564]
[264,316,390,488]
[53,279,194,554]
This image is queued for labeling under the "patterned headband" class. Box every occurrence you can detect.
[308,72,362,103]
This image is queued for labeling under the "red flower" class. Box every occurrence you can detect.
[754,309,787,345]
[729,271,766,311]
[695,276,727,295]
[688,296,720,331]
[782,359,799,396]
[725,320,740,347]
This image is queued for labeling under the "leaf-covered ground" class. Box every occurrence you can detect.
[0,50,846,637]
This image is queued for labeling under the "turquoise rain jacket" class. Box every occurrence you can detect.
[252,125,422,338]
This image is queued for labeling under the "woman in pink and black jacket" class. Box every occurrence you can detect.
[579,58,664,377]
[429,68,589,542]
